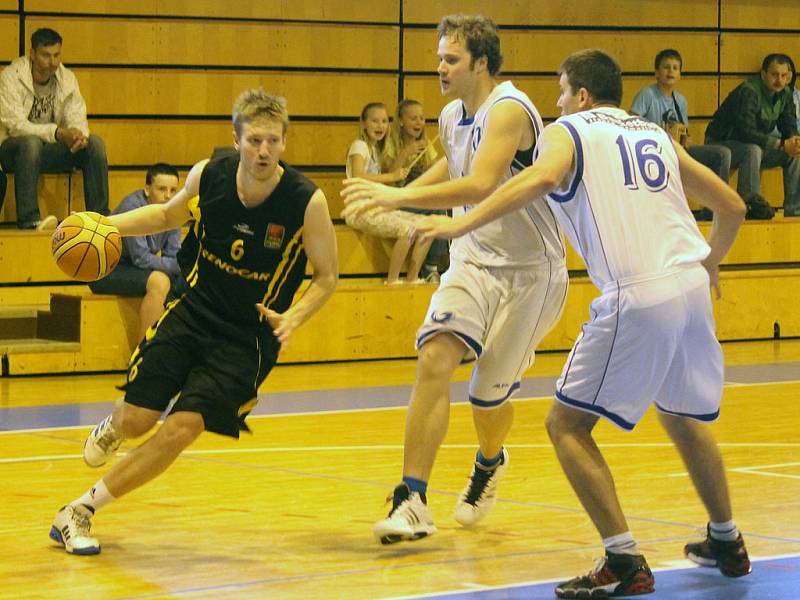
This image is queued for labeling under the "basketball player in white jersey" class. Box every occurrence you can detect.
[415,49,751,597]
[342,14,567,544]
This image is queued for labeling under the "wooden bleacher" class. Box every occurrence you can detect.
[1,217,799,375]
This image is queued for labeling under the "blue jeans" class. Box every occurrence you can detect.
[0,134,109,227]
[687,144,731,183]
[712,139,800,216]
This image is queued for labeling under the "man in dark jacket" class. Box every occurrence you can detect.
[706,54,800,216]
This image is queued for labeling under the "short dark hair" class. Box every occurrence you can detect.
[560,49,623,106]
[655,49,682,70]
[437,14,503,76]
[761,53,794,73]
[145,162,179,185]
[31,28,62,49]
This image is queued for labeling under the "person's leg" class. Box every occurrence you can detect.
[73,135,109,215]
[387,235,412,284]
[406,237,433,282]
[139,271,172,341]
[760,146,800,216]
[717,140,761,197]
[403,333,467,481]
[472,401,513,461]
[545,401,630,539]
[687,144,731,183]
[658,413,733,519]
[0,136,44,226]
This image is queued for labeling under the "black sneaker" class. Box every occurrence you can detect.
[454,448,508,526]
[684,524,752,577]
[555,551,655,598]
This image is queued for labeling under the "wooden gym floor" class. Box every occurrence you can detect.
[1,340,799,599]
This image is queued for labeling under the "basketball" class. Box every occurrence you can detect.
[51,212,122,282]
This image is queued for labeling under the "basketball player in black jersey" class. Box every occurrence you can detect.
[49,89,338,555]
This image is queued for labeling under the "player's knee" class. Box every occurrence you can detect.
[417,339,462,381]
[116,404,160,438]
[146,270,171,301]
[157,412,204,450]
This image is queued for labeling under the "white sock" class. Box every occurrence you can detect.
[603,531,640,556]
[710,520,739,541]
[71,479,116,512]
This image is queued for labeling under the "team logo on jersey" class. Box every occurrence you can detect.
[264,223,285,249]
[430,310,453,323]
[471,126,482,151]
[234,223,255,236]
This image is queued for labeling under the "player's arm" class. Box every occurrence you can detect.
[341,101,530,212]
[108,159,208,236]
[673,140,745,296]
[257,189,338,346]
[415,124,574,240]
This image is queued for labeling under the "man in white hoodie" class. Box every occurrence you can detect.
[0,27,108,230]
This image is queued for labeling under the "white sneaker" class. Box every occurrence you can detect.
[49,504,101,555]
[454,448,509,526]
[35,215,58,231]
[373,483,437,544]
[84,415,123,467]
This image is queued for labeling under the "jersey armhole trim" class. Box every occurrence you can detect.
[547,121,583,204]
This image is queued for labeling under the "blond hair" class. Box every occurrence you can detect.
[384,99,436,173]
[232,88,289,136]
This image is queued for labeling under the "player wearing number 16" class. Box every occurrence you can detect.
[415,49,750,598]
[48,88,338,555]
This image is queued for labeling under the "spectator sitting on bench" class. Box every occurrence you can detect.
[0,27,109,230]
[89,163,187,342]
[706,53,800,216]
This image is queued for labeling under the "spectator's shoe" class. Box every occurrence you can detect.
[49,504,101,555]
[555,552,655,598]
[35,215,58,231]
[373,483,437,544]
[83,414,123,467]
[424,271,440,283]
[684,524,752,577]
[454,448,508,526]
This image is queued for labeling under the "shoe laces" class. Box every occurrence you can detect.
[95,418,121,452]
[463,465,495,505]
[70,507,93,536]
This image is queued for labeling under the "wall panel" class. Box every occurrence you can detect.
[403,0,719,28]
[720,33,800,73]
[74,69,397,117]
[26,0,400,21]
[404,30,718,73]
[720,0,800,29]
[0,14,19,61]
[25,17,399,69]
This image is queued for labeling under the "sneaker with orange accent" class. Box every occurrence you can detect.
[555,552,655,598]
[684,524,752,577]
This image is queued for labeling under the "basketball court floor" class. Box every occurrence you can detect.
[1,339,798,599]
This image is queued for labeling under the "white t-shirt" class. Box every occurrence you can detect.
[439,81,564,268]
[346,139,381,178]
[546,107,710,290]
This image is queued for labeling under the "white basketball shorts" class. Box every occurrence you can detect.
[416,259,568,407]
[555,265,723,430]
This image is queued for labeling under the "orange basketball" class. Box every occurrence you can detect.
[51,212,122,282]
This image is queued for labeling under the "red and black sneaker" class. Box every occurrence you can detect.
[555,551,655,598]
[684,524,752,577]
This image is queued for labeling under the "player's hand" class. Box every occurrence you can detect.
[340,178,405,219]
[701,257,721,299]
[255,303,297,350]
[412,214,464,244]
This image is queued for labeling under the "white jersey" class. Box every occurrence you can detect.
[546,107,710,289]
[439,81,564,268]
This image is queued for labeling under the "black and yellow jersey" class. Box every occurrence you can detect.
[181,155,317,333]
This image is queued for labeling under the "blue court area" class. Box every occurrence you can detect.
[415,555,800,600]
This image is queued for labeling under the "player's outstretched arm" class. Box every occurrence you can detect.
[257,189,338,347]
[674,141,745,297]
[108,159,208,237]
[415,124,574,241]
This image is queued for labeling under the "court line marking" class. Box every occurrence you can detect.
[3,441,800,465]
[391,553,800,600]
[110,552,800,599]
[2,378,799,436]
[671,461,800,479]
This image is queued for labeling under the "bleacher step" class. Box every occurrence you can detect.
[0,338,81,354]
